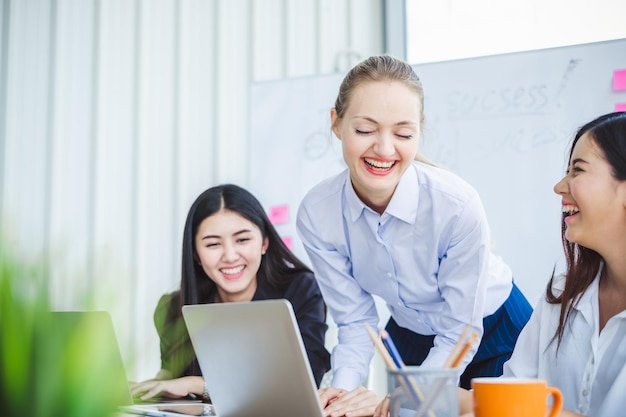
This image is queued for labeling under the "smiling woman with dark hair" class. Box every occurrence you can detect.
[499,112,626,417]
[458,112,626,417]
[131,184,330,402]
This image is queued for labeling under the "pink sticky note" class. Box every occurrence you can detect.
[613,69,626,91]
[268,204,289,225]
[281,236,293,250]
[615,103,626,112]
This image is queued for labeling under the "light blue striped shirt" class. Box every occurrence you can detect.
[297,161,513,390]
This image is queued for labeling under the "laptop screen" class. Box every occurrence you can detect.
[182,299,325,417]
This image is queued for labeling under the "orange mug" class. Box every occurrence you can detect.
[472,377,563,417]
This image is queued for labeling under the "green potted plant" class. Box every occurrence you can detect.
[1,249,129,417]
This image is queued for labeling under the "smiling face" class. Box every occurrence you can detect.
[194,209,268,303]
[331,80,421,213]
[553,132,626,254]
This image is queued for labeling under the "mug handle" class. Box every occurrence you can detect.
[546,386,563,417]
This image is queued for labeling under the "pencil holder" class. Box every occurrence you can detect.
[386,366,459,417]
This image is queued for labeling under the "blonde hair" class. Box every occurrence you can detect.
[334,55,432,165]
[334,55,424,127]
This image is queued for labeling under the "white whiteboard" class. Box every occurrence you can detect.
[249,39,626,306]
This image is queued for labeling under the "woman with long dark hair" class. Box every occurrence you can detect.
[131,184,330,401]
[499,112,626,417]
[458,112,626,417]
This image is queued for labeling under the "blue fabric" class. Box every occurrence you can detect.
[385,282,532,389]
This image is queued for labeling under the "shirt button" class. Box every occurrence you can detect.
[582,389,588,397]
[387,272,392,278]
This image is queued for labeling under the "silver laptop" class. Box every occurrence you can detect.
[182,299,325,417]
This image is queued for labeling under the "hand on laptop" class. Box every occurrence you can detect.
[130,375,205,401]
[319,386,382,417]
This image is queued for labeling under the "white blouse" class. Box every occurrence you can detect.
[503,270,626,417]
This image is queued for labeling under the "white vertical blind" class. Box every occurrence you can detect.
[2,0,53,264]
[48,0,96,309]
[92,0,139,366]
[252,0,285,80]
[133,0,181,377]
[0,0,385,380]
[284,0,318,76]
[214,0,252,185]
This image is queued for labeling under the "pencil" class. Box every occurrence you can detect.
[413,327,479,417]
[364,324,398,370]
[364,324,436,417]
[380,329,405,368]
[443,324,472,368]
[450,332,479,369]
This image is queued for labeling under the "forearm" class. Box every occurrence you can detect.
[131,375,206,401]
[152,374,206,397]
[181,375,205,396]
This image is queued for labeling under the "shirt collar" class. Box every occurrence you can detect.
[571,265,602,326]
[575,271,600,310]
[344,164,418,224]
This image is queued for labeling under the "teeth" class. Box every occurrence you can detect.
[365,158,394,169]
[221,265,244,275]
[562,205,579,215]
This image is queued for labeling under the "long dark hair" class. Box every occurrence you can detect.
[169,184,313,376]
[178,183,312,306]
[546,112,626,346]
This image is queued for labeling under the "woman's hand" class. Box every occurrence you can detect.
[318,387,348,409]
[458,387,473,415]
[130,375,202,401]
[373,393,390,417]
[320,386,382,417]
